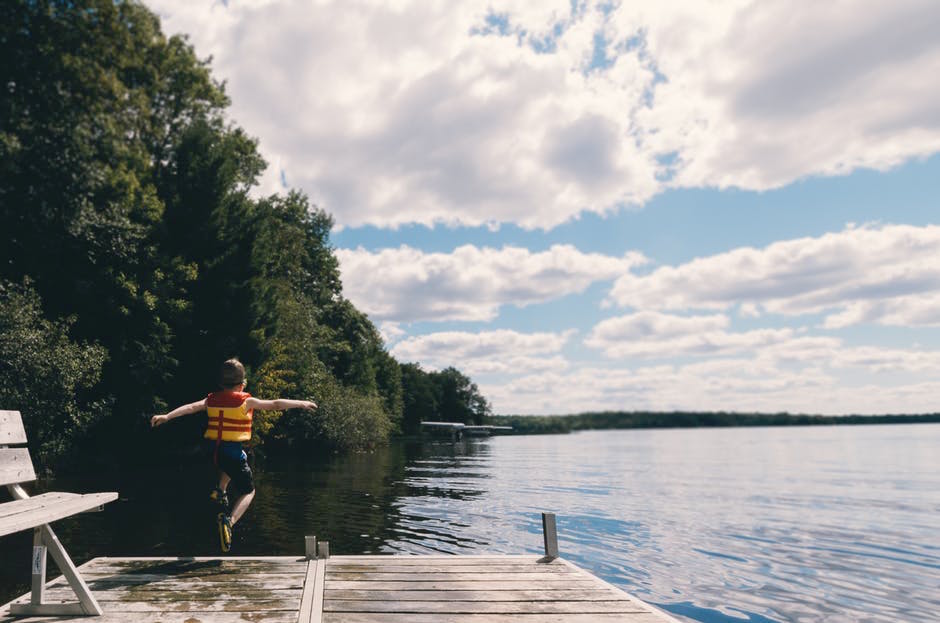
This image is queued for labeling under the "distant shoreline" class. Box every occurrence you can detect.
[485,412,940,435]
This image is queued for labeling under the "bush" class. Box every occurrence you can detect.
[276,374,391,452]
[0,281,109,468]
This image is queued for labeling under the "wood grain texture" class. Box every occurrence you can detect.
[2,555,682,623]
[0,411,27,445]
[0,447,35,487]
[0,492,118,537]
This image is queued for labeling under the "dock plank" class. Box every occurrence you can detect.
[324,599,649,614]
[328,571,579,581]
[322,615,670,623]
[325,580,601,590]
[10,588,303,603]
[326,589,628,601]
[326,564,569,573]
[2,612,299,623]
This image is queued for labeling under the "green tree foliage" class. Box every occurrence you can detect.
[399,364,491,431]
[399,363,438,434]
[0,0,488,466]
[0,282,109,468]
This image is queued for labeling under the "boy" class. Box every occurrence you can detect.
[151,358,317,552]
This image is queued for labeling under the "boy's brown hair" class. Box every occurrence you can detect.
[220,358,246,389]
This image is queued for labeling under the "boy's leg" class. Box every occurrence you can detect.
[229,490,255,525]
[221,443,255,525]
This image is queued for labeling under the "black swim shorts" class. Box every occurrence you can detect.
[205,440,255,494]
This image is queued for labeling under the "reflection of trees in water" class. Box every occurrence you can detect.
[250,439,494,555]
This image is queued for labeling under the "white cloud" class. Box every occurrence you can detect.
[146,1,940,228]
[336,244,644,322]
[390,329,573,376]
[585,311,800,358]
[621,0,940,190]
[823,293,940,329]
[608,224,940,327]
[378,322,406,345]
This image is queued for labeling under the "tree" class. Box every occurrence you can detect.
[400,363,438,434]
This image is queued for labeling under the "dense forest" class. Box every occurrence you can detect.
[488,411,940,434]
[0,0,489,471]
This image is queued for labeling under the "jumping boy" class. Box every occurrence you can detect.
[151,358,317,552]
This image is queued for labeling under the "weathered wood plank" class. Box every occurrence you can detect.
[327,572,579,581]
[77,566,305,578]
[82,569,304,582]
[84,556,306,563]
[310,558,326,623]
[322,614,671,623]
[71,572,306,584]
[0,410,27,445]
[324,599,649,614]
[82,558,306,571]
[0,492,117,537]
[10,587,303,603]
[297,561,317,623]
[9,597,300,613]
[0,493,73,520]
[1,612,300,623]
[0,447,35,487]
[46,576,305,591]
[325,589,627,602]
[329,555,539,563]
[325,580,599,590]
[325,564,572,574]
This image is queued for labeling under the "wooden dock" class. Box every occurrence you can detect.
[2,554,680,623]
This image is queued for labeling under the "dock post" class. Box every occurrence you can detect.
[317,541,330,559]
[541,512,559,561]
[305,536,317,560]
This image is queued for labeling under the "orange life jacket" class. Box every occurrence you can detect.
[204,391,253,443]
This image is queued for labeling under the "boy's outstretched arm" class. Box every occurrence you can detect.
[151,398,208,428]
[246,397,317,412]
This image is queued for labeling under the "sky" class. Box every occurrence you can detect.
[148,0,940,415]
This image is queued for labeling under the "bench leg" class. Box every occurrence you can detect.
[9,524,103,616]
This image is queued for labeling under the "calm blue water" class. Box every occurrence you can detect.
[2,424,938,622]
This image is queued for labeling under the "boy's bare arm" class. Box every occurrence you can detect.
[151,398,208,427]
[245,397,317,412]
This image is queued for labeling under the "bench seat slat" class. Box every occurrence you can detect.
[0,492,75,520]
[0,491,118,538]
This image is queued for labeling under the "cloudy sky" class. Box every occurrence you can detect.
[150,0,940,415]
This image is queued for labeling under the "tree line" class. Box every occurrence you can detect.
[487,411,940,434]
[0,0,489,470]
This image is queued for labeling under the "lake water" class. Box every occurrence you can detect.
[2,424,938,622]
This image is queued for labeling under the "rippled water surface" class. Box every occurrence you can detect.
[2,424,939,622]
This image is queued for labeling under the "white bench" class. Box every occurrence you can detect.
[1,410,118,616]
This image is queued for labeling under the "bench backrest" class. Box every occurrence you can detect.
[0,410,37,487]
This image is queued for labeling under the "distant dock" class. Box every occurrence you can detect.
[1,514,680,623]
[421,421,513,441]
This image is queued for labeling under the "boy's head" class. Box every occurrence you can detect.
[220,358,246,390]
